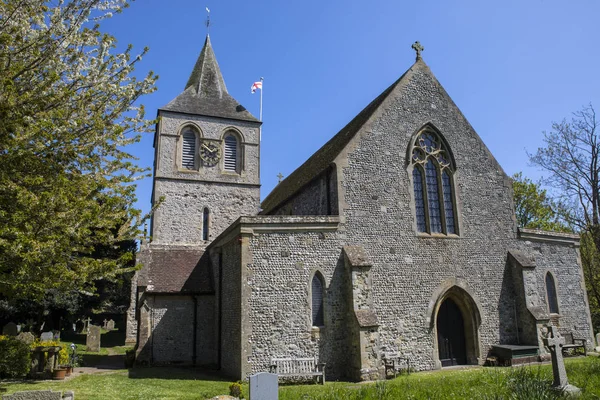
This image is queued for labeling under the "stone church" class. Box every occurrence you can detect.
[127,36,594,381]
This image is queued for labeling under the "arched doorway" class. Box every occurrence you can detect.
[436,298,467,366]
[428,282,482,369]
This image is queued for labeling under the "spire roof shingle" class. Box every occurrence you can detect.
[161,35,259,123]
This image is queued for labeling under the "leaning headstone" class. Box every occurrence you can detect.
[106,319,115,331]
[542,325,581,397]
[249,372,278,400]
[16,332,35,345]
[2,322,18,336]
[86,324,101,352]
[40,331,54,341]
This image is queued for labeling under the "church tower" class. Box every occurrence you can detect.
[150,35,261,246]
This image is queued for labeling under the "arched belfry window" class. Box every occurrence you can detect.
[223,132,240,172]
[546,273,559,314]
[311,273,325,327]
[410,127,457,235]
[181,126,198,170]
[202,207,210,241]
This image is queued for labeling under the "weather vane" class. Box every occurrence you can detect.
[205,7,211,34]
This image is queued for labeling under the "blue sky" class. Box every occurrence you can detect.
[101,0,600,217]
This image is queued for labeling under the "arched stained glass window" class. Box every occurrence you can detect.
[223,134,239,172]
[181,127,198,170]
[546,273,559,314]
[410,127,458,235]
[442,170,456,234]
[311,273,325,327]
[413,167,427,232]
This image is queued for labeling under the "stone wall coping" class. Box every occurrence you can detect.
[518,228,580,246]
[343,246,372,267]
[209,216,340,248]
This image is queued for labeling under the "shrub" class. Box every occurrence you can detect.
[0,336,31,378]
[229,382,244,398]
[31,339,69,365]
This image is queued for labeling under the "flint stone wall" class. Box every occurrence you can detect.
[151,111,260,245]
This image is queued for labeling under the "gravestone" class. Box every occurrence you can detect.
[542,325,581,397]
[1,389,74,400]
[102,319,108,329]
[16,332,35,345]
[596,333,600,352]
[106,319,115,330]
[40,331,54,341]
[249,372,278,400]
[86,324,101,352]
[2,322,18,336]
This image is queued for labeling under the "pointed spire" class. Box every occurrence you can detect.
[184,35,228,98]
[161,35,258,122]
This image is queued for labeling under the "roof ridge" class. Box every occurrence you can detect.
[261,63,419,214]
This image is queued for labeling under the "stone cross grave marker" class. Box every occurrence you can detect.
[2,322,18,336]
[86,317,92,333]
[103,319,108,329]
[249,372,278,400]
[40,331,53,341]
[542,325,581,396]
[16,332,35,345]
[86,324,101,352]
[107,319,115,330]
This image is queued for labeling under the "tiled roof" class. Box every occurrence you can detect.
[261,63,419,214]
[137,245,213,294]
[161,35,259,123]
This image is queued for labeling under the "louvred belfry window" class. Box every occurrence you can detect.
[410,127,458,235]
[223,134,238,172]
[311,274,325,327]
[181,128,197,170]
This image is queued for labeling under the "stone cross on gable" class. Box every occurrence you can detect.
[412,41,424,61]
[277,173,284,183]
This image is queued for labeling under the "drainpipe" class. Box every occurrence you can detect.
[192,295,198,366]
[217,250,223,370]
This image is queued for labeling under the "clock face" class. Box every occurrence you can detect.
[199,141,221,166]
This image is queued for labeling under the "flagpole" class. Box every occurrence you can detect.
[259,77,263,141]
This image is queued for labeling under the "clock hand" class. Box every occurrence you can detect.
[202,143,211,151]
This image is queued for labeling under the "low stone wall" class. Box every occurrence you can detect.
[2,390,74,400]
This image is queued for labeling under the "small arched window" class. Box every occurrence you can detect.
[546,273,559,314]
[223,133,239,172]
[181,126,198,170]
[410,127,457,235]
[311,273,325,327]
[202,207,210,241]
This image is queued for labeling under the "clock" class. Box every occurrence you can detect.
[199,141,221,166]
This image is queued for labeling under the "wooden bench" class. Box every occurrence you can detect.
[562,333,587,357]
[269,357,326,384]
[382,352,410,378]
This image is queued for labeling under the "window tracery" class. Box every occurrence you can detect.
[410,128,458,235]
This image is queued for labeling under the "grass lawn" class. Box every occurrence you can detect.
[1,356,599,400]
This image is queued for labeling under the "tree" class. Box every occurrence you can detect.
[0,1,157,299]
[529,104,600,331]
[511,172,571,232]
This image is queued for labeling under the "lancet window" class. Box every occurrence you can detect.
[410,128,457,235]
[311,273,325,327]
[546,272,559,314]
[181,126,198,170]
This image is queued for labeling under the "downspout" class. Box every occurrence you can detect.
[326,166,332,215]
[217,250,223,370]
[151,294,155,365]
[192,295,198,366]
